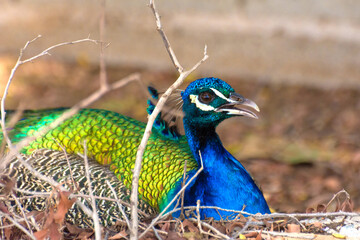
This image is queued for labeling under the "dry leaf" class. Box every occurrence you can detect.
[77,230,95,239]
[211,221,226,234]
[182,219,199,233]
[316,204,326,213]
[306,207,315,213]
[286,223,300,233]
[109,230,128,239]
[160,221,171,232]
[165,231,186,240]
[0,175,15,195]
[53,190,76,224]
[226,221,244,234]
[244,232,259,238]
[255,230,262,240]
[0,201,10,214]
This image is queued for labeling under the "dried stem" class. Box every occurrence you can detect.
[189,217,230,239]
[130,38,208,240]
[323,189,350,211]
[149,0,183,72]
[246,230,316,239]
[106,180,131,228]
[0,36,98,150]
[83,141,101,240]
[180,160,187,218]
[55,140,78,191]
[3,215,36,240]
[196,200,204,235]
[10,193,34,235]
[129,1,208,239]
[152,226,162,240]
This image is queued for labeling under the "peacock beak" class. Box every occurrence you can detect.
[215,94,260,119]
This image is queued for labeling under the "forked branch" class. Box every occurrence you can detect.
[129,1,208,238]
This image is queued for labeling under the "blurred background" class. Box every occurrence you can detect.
[1,0,360,212]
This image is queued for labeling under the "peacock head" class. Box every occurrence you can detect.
[181,77,260,127]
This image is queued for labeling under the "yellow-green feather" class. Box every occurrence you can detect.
[4,108,198,210]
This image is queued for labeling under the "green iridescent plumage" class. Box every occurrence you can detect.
[4,108,198,211]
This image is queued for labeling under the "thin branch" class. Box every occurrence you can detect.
[180,160,187,218]
[161,205,360,223]
[83,141,101,240]
[105,180,131,228]
[257,211,360,220]
[244,230,316,240]
[323,189,350,211]
[1,35,40,147]
[3,215,36,240]
[130,44,207,240]
[235,220,251,236]
[196,200,204,235]
[152,226,163,240]
[10,193,34,235]
[0,36,97,165]
[189,218,230,239]
[1,37,98,146]
[55,140,78,191]
[74,200,95,220]
[149,0,183,72]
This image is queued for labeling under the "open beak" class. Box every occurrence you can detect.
[215,93,260,119]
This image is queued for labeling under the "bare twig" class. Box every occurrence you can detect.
[0,36,98,149]
[180,160,187,218]
[196,200,204,235]
[188,218,230,239]
[130,1,208,235]
[10,193,34,235]
[152,226,163,240]
[83,141,101,240]
[257,211,360,220]
[55,140,78,191]
[3,215,36,240]
[236,220,251,236]
[105,180,131,228]
[149,0,183,72]
[161,205,360,223]
[244,230,316,239]
[74,200,95,220]
[324,189,350,211]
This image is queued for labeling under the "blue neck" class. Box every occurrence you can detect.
[182,119,270,219]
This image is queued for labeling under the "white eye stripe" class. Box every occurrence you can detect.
[210,88,235,103]
[189,94,215,111]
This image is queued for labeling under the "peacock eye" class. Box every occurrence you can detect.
[198,91,215,104]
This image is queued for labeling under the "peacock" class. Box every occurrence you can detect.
[0,77,270,228]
